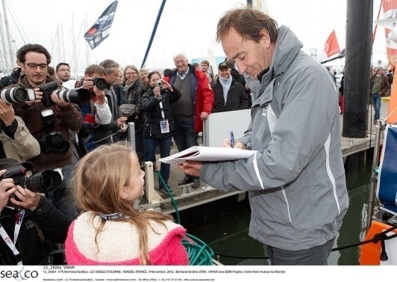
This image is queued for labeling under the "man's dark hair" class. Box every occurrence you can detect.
[163,68,172,77]
[16,43,51,64]
[48,66,55,76]
[216,7,278,44]
[56,62,70,72]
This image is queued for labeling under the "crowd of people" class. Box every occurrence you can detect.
[0,37,251,265]
[0,6,349,266]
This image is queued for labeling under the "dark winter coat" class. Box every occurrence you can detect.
[141,86,181,139]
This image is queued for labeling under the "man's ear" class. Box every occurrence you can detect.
[259,29,271,47]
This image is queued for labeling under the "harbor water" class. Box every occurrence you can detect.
[182,150,374,265]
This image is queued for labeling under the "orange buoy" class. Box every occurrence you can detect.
[359,220,397,265]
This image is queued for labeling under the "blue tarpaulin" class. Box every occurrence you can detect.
[377,125,397,215]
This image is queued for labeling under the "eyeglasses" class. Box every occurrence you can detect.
[25,62,48,70]
[125,72,137,75]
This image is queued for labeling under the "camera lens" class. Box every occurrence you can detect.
[13,88,29,102]
[50,133,70,154]
[94,78,107,90]
[25,170,62,193]
[0,87,29,104]
[54,88,90,104]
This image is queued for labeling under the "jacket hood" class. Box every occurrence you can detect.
[271,25,303,78]
[254,25,303,107]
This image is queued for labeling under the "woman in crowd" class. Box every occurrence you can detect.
[141,71,181,192]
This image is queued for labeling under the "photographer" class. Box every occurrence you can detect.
[0,158,71,265]
[98,59,127,145]
[7,44,83,220]
[0,100,40,161]
[75,64,112,152]
[141,72,181,192]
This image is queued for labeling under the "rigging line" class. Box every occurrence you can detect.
[3,0,28,44]
[69,19,86,64]
[140,0,167,69]
[215,230,397,261]
[91,128,126,145]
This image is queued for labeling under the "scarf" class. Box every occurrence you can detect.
[219,75,232,105]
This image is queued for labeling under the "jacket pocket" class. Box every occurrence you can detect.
[144,122,158,137]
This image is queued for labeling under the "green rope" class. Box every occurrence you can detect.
[156,170,214,265]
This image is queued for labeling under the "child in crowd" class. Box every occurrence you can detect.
[64,143,189,265]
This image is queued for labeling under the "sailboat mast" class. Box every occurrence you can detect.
[71,14,78,79]
[84,18,90,66]
[2,0,14,72]
[0,12,10,73]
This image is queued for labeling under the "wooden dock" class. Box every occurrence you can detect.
[140,114,380,215]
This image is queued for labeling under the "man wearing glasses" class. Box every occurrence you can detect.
[6,43,83,220]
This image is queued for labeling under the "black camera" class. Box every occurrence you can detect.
[39,131,70,154]
[91,77,107,90]
[40,82,91,107]
[0,87,35,104]
[1,165,62,194]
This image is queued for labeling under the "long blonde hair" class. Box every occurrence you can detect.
[71,143,174,264]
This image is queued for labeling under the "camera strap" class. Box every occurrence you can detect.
[0,209,26,265]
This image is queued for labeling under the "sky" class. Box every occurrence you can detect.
[0,0,388,75]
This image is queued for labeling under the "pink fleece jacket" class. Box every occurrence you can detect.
[65,212,189,265]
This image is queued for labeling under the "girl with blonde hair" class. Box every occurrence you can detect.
[65,143,189,265]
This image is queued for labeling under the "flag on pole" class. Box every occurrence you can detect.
[84,1,118,50]
[323,30,340,58]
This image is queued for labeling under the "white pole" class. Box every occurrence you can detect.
[84,18,90,67]
[2,0,14,72]
[0,12,11,73]
[71,14,78,80]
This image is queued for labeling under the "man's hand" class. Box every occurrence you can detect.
[51,91,71,107]
[0,170,17,212]
[221,139,245,149]
[117,117,128,132]
[25,88,43,106]
[94,87,107,105]
[9,186,41,211]
[177,161,202,177]
[0,100,16,126]
[200,111,209,121]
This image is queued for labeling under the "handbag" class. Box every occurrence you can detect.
[119,103,137,119]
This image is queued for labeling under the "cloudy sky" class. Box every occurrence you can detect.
[1,0,387,73]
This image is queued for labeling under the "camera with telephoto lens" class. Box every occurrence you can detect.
[0,87,35,104]
[91,77,107,90]
[40,81,91,107]
[38,109,70,154]
[1,164,62,194]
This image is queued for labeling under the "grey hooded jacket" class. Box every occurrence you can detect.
[201,26,349,251]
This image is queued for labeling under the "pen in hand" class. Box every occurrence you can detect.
[229,131,235,148]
